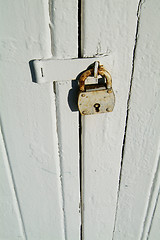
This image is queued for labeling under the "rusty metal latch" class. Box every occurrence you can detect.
[78,62,115,115]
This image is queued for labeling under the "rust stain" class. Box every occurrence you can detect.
[79,64,112,92]
[79,69,93,91]
[78,62,115,115]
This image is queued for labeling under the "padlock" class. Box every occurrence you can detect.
[78,63,115,115]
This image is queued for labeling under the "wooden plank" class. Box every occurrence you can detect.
[54,81,80,239]
[141,153,160,240]
[113,0,160,239]
[0,0,65,239]
[148,190,160,240]
[49,0,81,239]
[0,127,26,240]
[81,0,139,239]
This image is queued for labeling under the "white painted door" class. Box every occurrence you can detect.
[0,0,160,240]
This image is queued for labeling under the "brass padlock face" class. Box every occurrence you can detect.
[78,85,115,115]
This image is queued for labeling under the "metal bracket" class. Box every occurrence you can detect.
[32,56,109,84]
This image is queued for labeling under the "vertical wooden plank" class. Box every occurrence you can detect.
[148,191,160,240]
[81,0,138,239]
[141,153,160,240]
[0,128,25,240]
[113,0,160,239]
[54,81,80,240]
[49,1,81,239]
[49,0,78,59]
[0,0,65,239]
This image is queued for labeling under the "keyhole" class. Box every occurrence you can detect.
[94,103,100,112]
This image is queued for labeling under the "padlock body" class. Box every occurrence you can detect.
[78,84,115,115]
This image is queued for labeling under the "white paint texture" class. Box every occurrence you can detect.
[54,81,80,240]
[49,1,81,239]
[0,127,25,240]
[49,0,78,58]
[1,0,160,239]
[141,152,160,240]
[81,1,139,239]
[113,0,160,239]
[0,0,65,239]
[148,191,160,240]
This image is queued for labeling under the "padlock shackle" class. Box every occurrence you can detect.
[79,65,112,92]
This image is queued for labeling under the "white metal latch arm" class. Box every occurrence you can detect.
[32,56,109,84]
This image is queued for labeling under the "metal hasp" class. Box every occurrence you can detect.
[78,62,115,115]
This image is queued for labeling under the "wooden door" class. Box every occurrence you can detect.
[0,0,160,240]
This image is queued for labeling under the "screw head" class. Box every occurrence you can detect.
[81,94,85,97]
[106,108,112,112]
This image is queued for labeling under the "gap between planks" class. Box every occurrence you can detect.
[112,0,144,238]
[140,151,160,239]
[147,190,160,239]
[0,121,28,240]
[78,0,84,240]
